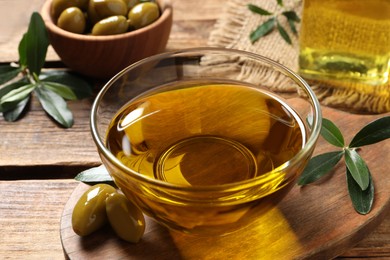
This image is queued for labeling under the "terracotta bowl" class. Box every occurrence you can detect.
[40,0,173,79]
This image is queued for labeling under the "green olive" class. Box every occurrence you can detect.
[92,15,129,35]
[88,0,127,24]
[106,193,145,243]
[128,2,159,29]
[51,0,89,19]
[72,184,117,236]
[57,7,86,34]
[121,0,140,11]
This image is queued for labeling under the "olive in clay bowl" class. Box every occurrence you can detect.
[40,0,172,79]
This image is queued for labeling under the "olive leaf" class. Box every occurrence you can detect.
[346,167,374,214]
[320,118,345,147]
[0,84,35,108]
[248,4,273,15]
[297,151,344,185]
[24,12,49,76]
[3,97,30,122]
[344,149,370,190]
[282,11,300,34]
[18,33,28,68]
[349,116,390,148]
[41,71,93,99]
[75,165,114,184]
[286,18,298,35]
[277,0,283,6]
[276,20,292,45]
[0,65,21,85]
[35,86,74,128]
[42,82,78,100]
[0,80,29,112]
[282,11,301,22]
[250,17,276,43]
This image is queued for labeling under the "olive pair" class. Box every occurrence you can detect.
[72,184,145,243]
[91,1,160,35]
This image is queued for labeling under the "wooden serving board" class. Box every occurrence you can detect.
[60,107,390,259]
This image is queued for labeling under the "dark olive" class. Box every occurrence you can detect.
[87,0,100,25]
[57,7,86,34]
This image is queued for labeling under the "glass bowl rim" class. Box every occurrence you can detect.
[90,47,322,192]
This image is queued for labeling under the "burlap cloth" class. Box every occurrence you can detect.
[207,0,390,113]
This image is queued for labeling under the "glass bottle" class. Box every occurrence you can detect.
[299,0,390,87]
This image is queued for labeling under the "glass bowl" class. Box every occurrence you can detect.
[90,47,322,236]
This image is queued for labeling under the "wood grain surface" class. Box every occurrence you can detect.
[0,179,389,259]
[1,0,390,259]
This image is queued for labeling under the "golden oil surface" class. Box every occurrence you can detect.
[106,82,304,187]
[299,0,390,85]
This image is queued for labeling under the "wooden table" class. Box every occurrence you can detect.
[0,0,389,259]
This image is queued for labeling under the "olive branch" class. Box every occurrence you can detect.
[299,117,390,214]
[0,12,92,128]
[248,0,301,44]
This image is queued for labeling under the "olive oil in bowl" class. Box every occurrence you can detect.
[105,81,307,234]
